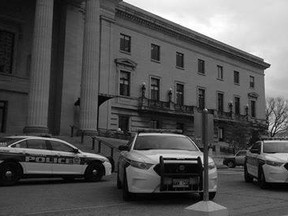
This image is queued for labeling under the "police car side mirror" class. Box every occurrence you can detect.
[118,145,129,151]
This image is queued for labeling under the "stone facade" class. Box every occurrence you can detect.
[0,0,270,148]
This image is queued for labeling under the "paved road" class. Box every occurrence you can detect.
[0,168,287,216]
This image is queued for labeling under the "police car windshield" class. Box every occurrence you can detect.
[133,135,198,151]
[263,141,288,153]
[0,138,22,147]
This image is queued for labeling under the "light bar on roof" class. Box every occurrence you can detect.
[132,128,183,134]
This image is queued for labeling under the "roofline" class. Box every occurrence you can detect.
[117,2,270,70]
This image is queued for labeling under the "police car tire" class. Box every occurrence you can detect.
[0,162,22,186]
[84,162,104,182]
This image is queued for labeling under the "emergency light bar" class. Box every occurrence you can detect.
[132,128,183,134]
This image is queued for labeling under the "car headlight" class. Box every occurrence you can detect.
[127,159,153,170]
[265,160,284,167]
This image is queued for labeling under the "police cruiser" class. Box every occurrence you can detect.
[245,137,288,188]
[117,130,217,201]
[0,136,112,186]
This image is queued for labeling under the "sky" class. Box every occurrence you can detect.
[124,0,288,98]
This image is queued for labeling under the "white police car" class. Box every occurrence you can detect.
[117,130,217,201]
[244,138,288,188]
[0,136,112,186]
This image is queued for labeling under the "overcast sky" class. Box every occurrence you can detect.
[124,0,288,98]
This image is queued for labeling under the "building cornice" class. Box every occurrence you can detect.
[116,2,270,70]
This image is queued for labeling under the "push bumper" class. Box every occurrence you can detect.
[125,157,217,193]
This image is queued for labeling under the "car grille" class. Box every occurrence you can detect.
[155,156,203,192]
[284,163,288,171]
[154,163,202,176]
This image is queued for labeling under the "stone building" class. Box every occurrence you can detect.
[0,0,270,148]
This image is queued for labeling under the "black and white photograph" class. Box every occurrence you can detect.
[0,0,288,215]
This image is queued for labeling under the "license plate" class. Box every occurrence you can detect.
[172,178,189,188]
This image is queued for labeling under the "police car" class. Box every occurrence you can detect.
[244,138,288,188]
[117,130,217,201]
[0,136,112,186]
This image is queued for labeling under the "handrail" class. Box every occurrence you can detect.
[90,136,120,158]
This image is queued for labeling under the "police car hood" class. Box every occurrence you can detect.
[81,152,108,161]
[265,153,288,162]
[130,149,213,164]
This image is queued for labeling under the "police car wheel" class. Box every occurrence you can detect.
[0,162,22,186]
[84,163,104,182]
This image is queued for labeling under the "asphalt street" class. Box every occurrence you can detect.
[0,168,287,216]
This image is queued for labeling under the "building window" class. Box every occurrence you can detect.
[217,93,224,112]
[176,52,184,68]
[0,101,7,133]
[120,71,130,96]
[198,59,205,74]
[118,115,129,132]
[120,33,131,53]
[234,71,240,85]
[234,97,240,115]
[250,100,256,118]
[250,76,255,88]
[217,65,223,80]
[151,78,160,101]
[0,30,15,74]
[198,88,205,109]
[176,83,184,106]
[151,44,160,61]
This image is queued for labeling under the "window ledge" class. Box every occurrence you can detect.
[119,50,131,55]
[198,72,206,76]
[176,66,185,70]
[151,59,160,64]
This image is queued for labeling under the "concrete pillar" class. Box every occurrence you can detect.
[24,0,54,134]
[79,0,100,134]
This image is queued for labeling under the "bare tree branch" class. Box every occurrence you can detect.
[266,96,288,137]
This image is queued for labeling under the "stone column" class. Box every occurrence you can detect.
[79,0,100,134]
[24,0,54,134]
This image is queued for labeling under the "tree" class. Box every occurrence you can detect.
[266,97,288,137]
[229,122,250,152]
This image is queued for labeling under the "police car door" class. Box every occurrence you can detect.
[13,139,53,174]
[49,140,83,175]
